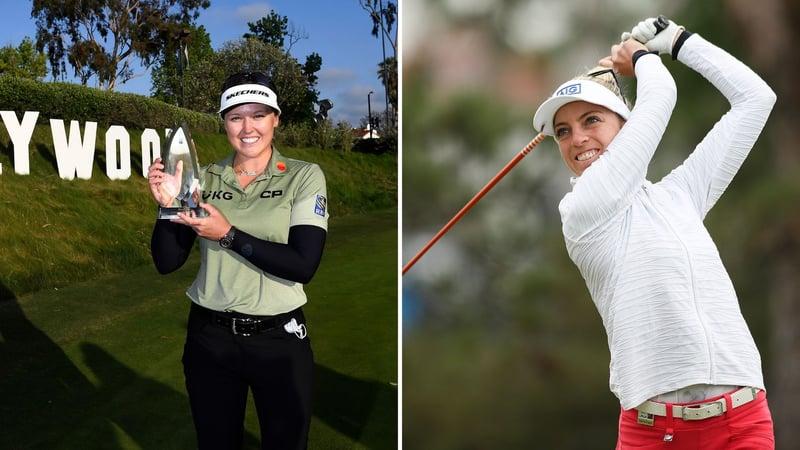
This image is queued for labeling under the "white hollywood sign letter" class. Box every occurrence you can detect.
[105,125,131,180]
[140,128,161,178]
[0,111,39,175]
[50,119,98,180]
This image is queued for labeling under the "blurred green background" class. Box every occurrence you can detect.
[401,0,800,448]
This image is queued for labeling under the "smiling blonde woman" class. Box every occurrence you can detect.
[534,16,776,449]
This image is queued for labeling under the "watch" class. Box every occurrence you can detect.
[219,226,236,249]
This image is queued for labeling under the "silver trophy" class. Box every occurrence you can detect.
[157,123,207,219]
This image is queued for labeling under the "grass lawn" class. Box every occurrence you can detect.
[0,209,397,449]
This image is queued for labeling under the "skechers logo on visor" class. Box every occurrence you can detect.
[556,83,581,96]
[225,89,271,101]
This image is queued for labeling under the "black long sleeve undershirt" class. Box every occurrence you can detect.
[150,221,326,284]
[150,220,197,275]
[228,225,326,284]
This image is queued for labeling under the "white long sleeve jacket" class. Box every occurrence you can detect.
[559,34,777,410]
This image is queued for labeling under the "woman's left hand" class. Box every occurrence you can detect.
[173,202,231,241]
[599,38,648,77]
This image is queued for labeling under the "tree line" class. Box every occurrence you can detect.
[1,1,397,132]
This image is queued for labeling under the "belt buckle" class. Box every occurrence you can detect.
[230,316,256,336]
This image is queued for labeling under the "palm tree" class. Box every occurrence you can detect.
[377,56,397,127]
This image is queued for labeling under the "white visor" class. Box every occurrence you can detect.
[533,79,630,135]
[219,83,281,116]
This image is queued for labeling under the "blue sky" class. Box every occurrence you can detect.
[0,1,391,125]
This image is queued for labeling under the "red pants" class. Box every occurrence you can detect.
[616,389,774,449]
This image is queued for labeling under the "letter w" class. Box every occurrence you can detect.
[50,119,97,180]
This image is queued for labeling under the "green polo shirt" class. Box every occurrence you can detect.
[186,147,329,315]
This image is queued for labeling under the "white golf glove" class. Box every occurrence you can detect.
[623,16,685,57]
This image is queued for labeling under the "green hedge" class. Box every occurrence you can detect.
[0,77,220,133]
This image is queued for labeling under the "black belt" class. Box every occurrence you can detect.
[191,302,292,336]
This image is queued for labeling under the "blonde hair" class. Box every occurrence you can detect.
[575,66,631,110]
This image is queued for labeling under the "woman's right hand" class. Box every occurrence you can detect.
[599,38,648,78]
[147,157,181,207]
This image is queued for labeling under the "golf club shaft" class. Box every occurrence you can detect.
[402,132,546,275]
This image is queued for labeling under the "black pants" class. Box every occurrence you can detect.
[182,303,313,450]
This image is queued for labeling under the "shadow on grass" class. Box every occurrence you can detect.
[75,342,227,449]
[0,140,11,167]
[36,142,59,174]
[2,282,393,449]
[313,363,397,447]
[0,284,242,449]
[0,285,96,449]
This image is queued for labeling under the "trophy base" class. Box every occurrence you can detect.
[158,206,208,220]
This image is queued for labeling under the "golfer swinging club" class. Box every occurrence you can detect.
[533,16,776,448]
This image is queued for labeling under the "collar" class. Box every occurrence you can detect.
[208,146,290,178]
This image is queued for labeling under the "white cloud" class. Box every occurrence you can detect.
[316,82,386,126]
[318,67,358,91]
[233,3,273,26]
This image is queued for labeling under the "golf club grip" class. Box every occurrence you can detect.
[654,15,669,33]
[402,133,546,275]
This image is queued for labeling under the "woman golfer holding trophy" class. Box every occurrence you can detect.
[533,17,776,448]
[147,72,328,449]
